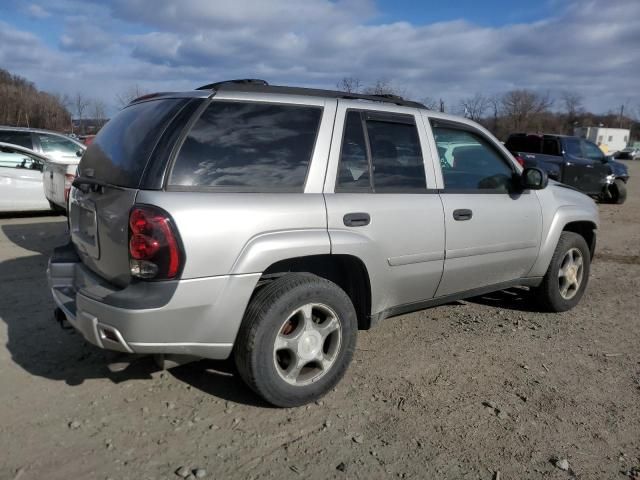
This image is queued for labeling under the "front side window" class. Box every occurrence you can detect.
[582,140,604,161]
[170,101,322,191]
[38,134,81,156]
[336,110,426,192]
[432,125,514,192]
[0,131,33,150]
[564,138,582,156]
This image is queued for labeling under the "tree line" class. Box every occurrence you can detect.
[0,67,637,143]
[338,77,639,143]
[0,68,71,132]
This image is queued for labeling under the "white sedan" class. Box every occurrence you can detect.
[0,142,53,213]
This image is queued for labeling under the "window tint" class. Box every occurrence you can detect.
[564,138,582,156]
[335,111,426,192]
[433,125,513,191]
[0,131,33,149]
[336,111,370,190]
[582,140,604,161]
[79,98,188,187]
[505,135,541,154]
[39,134,81,156]
[367,118,425,191]
[170,102,322,190]
[542,137,560,156]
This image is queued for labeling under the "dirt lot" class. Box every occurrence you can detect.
[1,163,639,480]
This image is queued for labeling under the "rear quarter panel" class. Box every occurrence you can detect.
[134,192,330,278]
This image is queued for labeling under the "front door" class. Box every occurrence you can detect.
[324,102,445,314]
[427,119,542,296]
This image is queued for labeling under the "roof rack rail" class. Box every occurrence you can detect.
[197,80,425,109]
[196,79,269,90]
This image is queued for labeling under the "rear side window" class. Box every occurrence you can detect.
[336,110,426,192]
[78,98,188,187]
[169,101,322,191]
[38,134,82,156]
[505,135,540,154]
[0,131,33,150]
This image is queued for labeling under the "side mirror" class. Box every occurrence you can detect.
[521,167,548,190]
[76,149,83,157]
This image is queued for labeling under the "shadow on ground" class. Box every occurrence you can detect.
[0,218,265,406]
[1,218,539,406]
[468,287,542,312]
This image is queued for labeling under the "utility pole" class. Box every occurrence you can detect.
[618,104,624,128]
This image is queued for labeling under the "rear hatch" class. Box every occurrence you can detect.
[69,97,194,287]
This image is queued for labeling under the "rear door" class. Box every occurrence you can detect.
[427,118,542,296]
[70,97,194,287]
[324,101,445,314]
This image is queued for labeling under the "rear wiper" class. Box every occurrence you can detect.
[72,177,124,191]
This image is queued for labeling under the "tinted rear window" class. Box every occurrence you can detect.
[0,131,33,149]
[169,101,322,191]
[78,98,187,187]
[506,135,541,154]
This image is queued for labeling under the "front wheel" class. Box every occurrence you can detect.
[534,232,591,312]
[608,179,627,205]
[234,273,357,407]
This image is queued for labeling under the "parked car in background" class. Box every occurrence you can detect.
[0,126,86,211]
[49,80,599,407]
[612,148,639,161]
[505,133,629,204]
[0,142,52,212]
[79,135,96,146]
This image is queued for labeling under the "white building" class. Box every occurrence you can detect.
[574,126,630,153]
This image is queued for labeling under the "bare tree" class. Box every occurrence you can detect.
[115,84,148,109]
[363,79,405,97]
[420,96,438,110]
[336,77,363,93]
[0,68,71,131]
[460,93,490,121]
[74,93,90,135]
[501,89,553,132]
[91,99,108,129]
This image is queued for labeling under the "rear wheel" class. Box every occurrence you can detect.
[234,273,357,407]
[534,232,590,312]
[608,179,627,204]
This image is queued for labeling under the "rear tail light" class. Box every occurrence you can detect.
[64,173,75,203]
[128,205,184,280]
[515,155,525,167]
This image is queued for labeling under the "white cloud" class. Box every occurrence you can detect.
[1,0,639,113]
[26,4,51,19]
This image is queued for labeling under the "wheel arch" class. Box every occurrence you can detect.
[528,205,598,278]
[259,254,373,330]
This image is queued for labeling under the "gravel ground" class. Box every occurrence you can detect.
[1,162,639,480]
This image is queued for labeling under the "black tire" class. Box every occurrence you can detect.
[534,231,590,312]
[48,201,66,215]
[608,179,627,204]
[234,273,357,407]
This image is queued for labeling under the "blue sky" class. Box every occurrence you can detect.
[0,0,638,115]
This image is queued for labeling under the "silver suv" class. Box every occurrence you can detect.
[48,80,599,407]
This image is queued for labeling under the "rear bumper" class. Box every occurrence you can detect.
[47,243,260,359]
